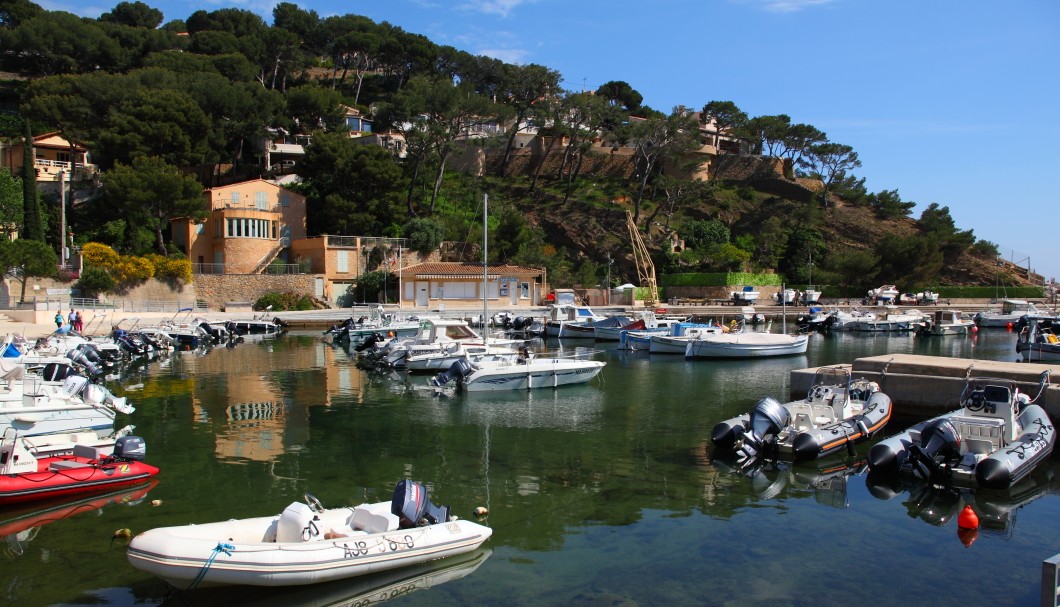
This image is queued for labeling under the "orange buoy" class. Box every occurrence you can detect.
[957,505,979,529]
[957,526,979,548]
[970,325,978,333]
[1006,322,1014,330]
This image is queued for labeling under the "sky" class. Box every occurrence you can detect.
[43,0,1060,282]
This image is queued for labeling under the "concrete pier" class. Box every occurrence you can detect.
[791,354,1060,421]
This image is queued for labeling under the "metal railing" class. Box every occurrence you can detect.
[192,263,226,275]
[0,296,208,313]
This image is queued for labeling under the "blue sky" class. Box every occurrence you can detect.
[46,0,1060,283]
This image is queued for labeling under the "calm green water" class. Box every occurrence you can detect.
[2,329,1058,607]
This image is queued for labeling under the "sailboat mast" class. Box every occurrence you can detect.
[483,193,489,347]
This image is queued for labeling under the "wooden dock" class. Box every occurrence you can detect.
[791,354,1060,421]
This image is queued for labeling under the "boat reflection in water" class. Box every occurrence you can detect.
[0,480,158,558]
[866,460,1058,547]
[711,453,869,509]
[161,548,492,607]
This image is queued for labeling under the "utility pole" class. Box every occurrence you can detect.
[58,170,66,269]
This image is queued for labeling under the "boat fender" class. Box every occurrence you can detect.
[856,418,870,439]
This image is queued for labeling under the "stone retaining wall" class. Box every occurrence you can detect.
[193,274,318,310]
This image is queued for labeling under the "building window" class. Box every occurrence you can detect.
[337,251,349,273]
[255,191,267,210]
[520,282,530,298]
[196,223,205,235]
[280,192,289,207]
[229,191,240,205]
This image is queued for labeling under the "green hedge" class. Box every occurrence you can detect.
[660,272,784,287]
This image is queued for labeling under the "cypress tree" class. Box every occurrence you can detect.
[21,119,44,241]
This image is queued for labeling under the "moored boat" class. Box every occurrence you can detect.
[711,366,891,461]
[1015,315,1060,362]
[916,310,975,336]
[974,299,1044,328]
[685,332,809,358]
[430,352,605,392]
[867,374,1056,489]
[0,435,157,505]
[127,480,492,588]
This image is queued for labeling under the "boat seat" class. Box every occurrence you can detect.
[951,415,1004,453]
[351,504,399,534]
[72,444,101,460]
[50,460,94,471]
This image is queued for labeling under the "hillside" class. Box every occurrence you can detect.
[489,177,1038,291]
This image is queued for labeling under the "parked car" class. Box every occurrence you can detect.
[269,160,296,172]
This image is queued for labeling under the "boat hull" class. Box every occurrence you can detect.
[127,509,492,588]
[461,360,604,392]
[0,460,159,505]
[867,404,1055,489]
[685,334,808,358]
[0,406,116,437]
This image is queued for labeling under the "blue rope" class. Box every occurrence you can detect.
[188,542,235,590]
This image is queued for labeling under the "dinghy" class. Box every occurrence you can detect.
[867,374,1056,489]
[712,366,892,461]
[127,480,492,588]
[0,435,157,505]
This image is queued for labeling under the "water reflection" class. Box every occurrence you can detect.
[0,480,158,559]
[160,548,492,607]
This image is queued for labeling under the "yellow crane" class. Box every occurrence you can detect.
[626,211,658,307]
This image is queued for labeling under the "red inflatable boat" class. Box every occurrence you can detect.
[0,435,159,505]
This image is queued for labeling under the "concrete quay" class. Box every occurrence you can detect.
[790,354,1060,422]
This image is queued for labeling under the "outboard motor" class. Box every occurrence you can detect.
[907,418,962,483]
[66,349,102,377]
[198,321,225,343]
[391,480,451,529]
[737,397,791,460]
[355,332,384,353]
[41,362,81,382]
[112,436,146,461]
[430,358,475,387]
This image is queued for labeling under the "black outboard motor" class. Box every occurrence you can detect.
[391,480,451,528]
[112,436,146,462]
[66,349,102,377]
[198,321,225,343]
[737,397,791,460]
[430,358,475,387]
[512,316,532,331]
[354,332,384,353]
[41,362,82,382]
[907,418,962,483]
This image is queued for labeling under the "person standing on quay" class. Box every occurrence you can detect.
[55,310,64,330]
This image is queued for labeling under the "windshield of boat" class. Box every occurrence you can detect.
[812,367,851,391]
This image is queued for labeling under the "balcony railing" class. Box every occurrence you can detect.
[193,263,226,275]
[325,235,408,249]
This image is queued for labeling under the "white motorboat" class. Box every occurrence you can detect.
[847,309,924,332]
[543,304,604,337]
[405,342,523,373]
[127,481,493,589]
[730,286,760,304]
[431,352,605,392]
[867,285,899,304]
[0,370,133,436]
[829,308,877,331]
[379,319,522,369]
[974,299,1044,328]
[645,325,726,354]
[916,310,974,336]
[323,306,422,345]
[1015,316,1060,362]
[915,290,939,305]
[684,332,809,358]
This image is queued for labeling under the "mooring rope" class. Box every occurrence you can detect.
[188,541,234,590]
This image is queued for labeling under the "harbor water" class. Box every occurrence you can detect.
[2,328,1058,606]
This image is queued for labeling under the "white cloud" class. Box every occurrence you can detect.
[736,0,841,13]
[459,0,537,18]
[477,47,530,63]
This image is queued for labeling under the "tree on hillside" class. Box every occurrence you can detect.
[97,88,213,169]
[299,133,405,235]
[497,63,562,177]
[595,80,643,115]
[867,188,916,219]
[743,114,791,157]
[0,0,42,28]
[285,84,345,132]
[701,100,748,132]
[0,169,24,240]
[798,142,861,206]
[101,156,205,255]
[322,15,380,103]
[99,2,164,28]
[874,233,943,287]
[20,120,44,242]
[0,238,57,303]
[0,11,123,76]
[628,107,701,223]
[917,202,975,263]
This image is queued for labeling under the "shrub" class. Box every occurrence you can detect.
[74,266,116,298]
[254,291,316,311]
[112,256,155,283]
[81,242,120,268]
